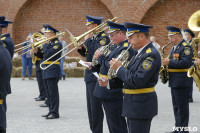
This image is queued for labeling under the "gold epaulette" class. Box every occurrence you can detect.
[124,42,128,47]
[182,42,187,46]
[1,37,6,40]
[146,48,151,54]
[101,33,105,36]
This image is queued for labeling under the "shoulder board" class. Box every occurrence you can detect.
[146,48,151,54]
[101,33,105,36]
[124,42,128,47]
[1,37,6,40]
[182,42,187,46]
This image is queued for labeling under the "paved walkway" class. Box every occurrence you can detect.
[6,78,200,133]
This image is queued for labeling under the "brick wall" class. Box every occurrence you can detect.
[12,0,113,57]
[0,0,200,56]
[141,0,200,54]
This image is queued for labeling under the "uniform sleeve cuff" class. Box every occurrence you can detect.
[116,66,122,74]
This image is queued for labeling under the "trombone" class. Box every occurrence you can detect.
[14,32,46,55]
[16,32,65,57]
[40,17,118,70]
[14,41,29,48]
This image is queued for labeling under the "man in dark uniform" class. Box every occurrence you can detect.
[0,17,13,101]
[184,28,195,103]
[33,32,46,102]
[92,21,136,133]
[77,15,110,133]
[34,24,62,119]
[0,16,12,133]
[162,26,193,133]
[108,22,161,133]
[0,17,14,59]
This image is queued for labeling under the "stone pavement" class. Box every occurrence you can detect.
[6,78,200,133]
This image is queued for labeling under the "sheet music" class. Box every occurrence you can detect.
[78,60,89,68]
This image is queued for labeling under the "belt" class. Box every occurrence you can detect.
[122,87,155,94]
[43,61,59,65]
[99,73,108,78]
[0,99,3,104]
[168,69,188,72]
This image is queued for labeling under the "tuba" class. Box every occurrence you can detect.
[91,41,112,66]
[108,45,131,79]
[187,10,200,91]
[159,42,171,84]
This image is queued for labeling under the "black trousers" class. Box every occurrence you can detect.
[86,81,104,133]
[0,97,6,131]
[36,71,46,99]
[103,99,128,133]
[0,130,6,133]
[188,78,193,100]
[171,87,189,129]
[127,118,152,133]
[44,78,59,116]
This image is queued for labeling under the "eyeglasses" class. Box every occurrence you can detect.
[109,31,119,38]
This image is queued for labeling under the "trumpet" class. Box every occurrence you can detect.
[69,17,118,47]
[108,45,131,79]
[91,41,113,66]
[40,17,118,70]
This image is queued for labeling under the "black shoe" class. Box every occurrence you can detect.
[39,103,49,107]
[42,113,50,117]
[63,75,66,80]
[46,114,59,119]
[34,97,39,100]
[35,97,45,101]
[189,98,193,103]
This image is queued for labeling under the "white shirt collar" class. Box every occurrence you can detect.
[1,33,8,36]
[173,40,183,50]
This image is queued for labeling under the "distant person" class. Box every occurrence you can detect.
[21,34,33,80]
[185,28,195,103]
[58,35,68,80]
[150,36,160,51]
